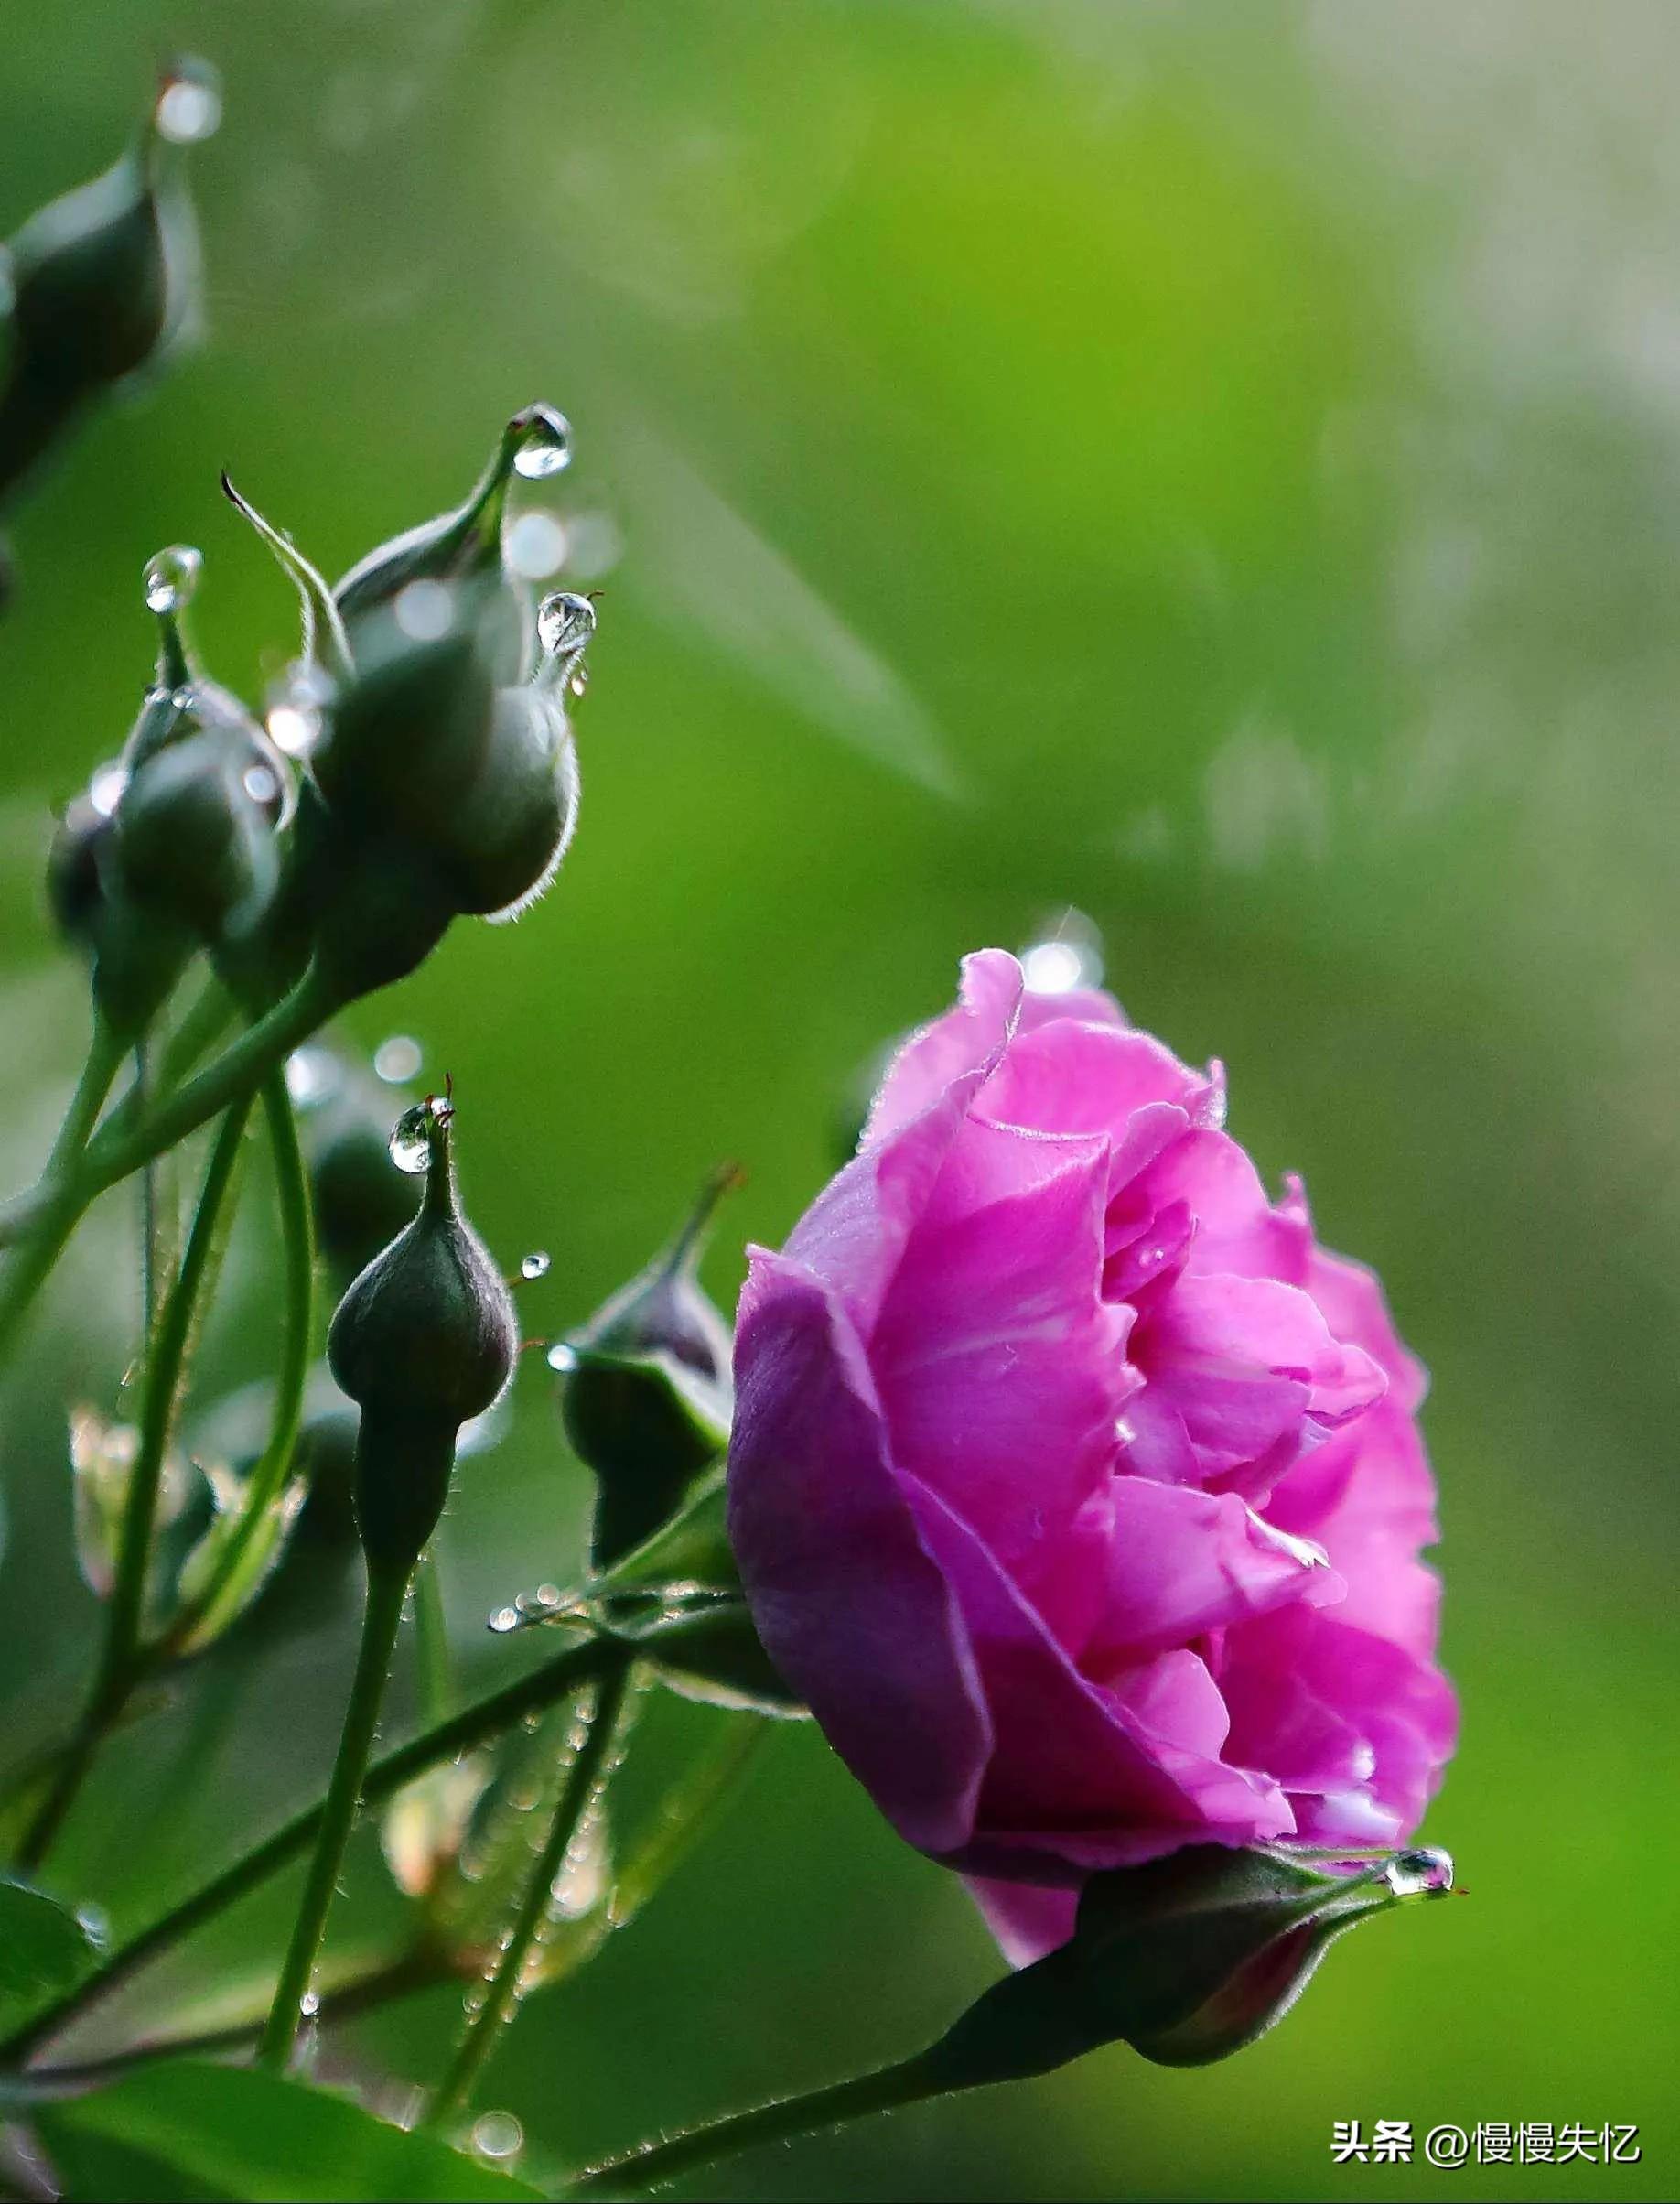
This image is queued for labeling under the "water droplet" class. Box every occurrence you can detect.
[284,1047,342,1110]
[1386,1845,1453,1897]
[513,406,573,480]
[243,763,279,807]
[170,686,196,711]
[88,762,129,819]
[471,2112,523,2162]
[393,578,455,642]
[154,60,222,146]
[538,590,595,661]
[489,1605,520,1636]
[143,545,201,617]
[388,1102,436,1175]
[506,511,568,580]
[545,1341,578,1375]
[1019,908,1105,996]
[298,1989,320,2018]
[267,702,318,757]
[520,1251,551,1281]
[374,1034,423,1085]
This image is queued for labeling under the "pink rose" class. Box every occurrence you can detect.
[727,951,1456,1964]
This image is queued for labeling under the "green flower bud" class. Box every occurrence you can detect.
[431,591,591,920]
[557,1166,738,1570]
[334,403,573,681]
[0,59,219,506]
[328,1095,518,1575]
[925,1842,1458,2097]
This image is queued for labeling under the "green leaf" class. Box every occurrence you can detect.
[34,2060,544,2203]
[0,1874,102,2020]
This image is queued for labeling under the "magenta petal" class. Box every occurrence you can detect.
[1087,1480,1342,1664]
[905,1474,1293,1875]
[1308,1246,1427,1413]
[979,1020,1222,1152]
[965,1876,1081,1967]
[873,1123,1127,1607]
[863,948,1023,1148]
[1015,986,1127,1036]
[728,1253,991,1856]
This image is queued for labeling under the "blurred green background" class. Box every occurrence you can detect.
[2,2,1677,2198]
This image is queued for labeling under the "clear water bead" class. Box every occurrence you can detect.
[1385,1845,1453,1897]
[544,1341,578,1375]
[143,545,201,617]
[471,2113,523,2162]
[1019,907,1105,996]
[373,1034,423,1085]
[154,59,222,146]
[388,1103,436,1175]
[488,1606,520,1636]
[513,406,573,480]
[537,590,596,660]
[520,1251,551,1281]
[243,764,279,806]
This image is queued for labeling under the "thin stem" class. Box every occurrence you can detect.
[156,1071,315,1658]
[259,1562,410,2070]
[414,1554,454,1727]
[567,2049,949,2197]
[0,1019,124,1369]
[12,1099,253,1876]
[425,1656,636,2130]
[0,964,336,1255]
[16,1950,447,2101]
[1,1632,621,2067]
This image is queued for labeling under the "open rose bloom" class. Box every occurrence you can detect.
[728,952,1456,1964]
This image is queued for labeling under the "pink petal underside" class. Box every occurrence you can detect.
[965,1875,1082,1967]
[904,1473,1294,1880]
[862,948,1025,1149]
[727,1252,992,1857]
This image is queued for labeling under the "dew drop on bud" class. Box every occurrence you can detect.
[471,2112,524,2162]
[1019,907,1105,997]
[388,1102,436,1175]
[520,1251,551,1281]
[538,590,596,660]
[243,763,279,806]
[298,1989,320,2019]
[512,405,573,480]
[143,545,202,617]
[488,1605,520,1636]
[1385,1845,1453,1897]
[154,59,223,146]
[544,1341,577,1374]
[373,1034,423,1085]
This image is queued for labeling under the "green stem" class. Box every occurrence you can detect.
[259,1562,410,2070]
[425,1656,635,2130]
[567,2049,950,2197]
[0,964,337,1256]
[414,1553,454,1727]
[1,1632,620,2067]
[11,1099,253,1876]
[156,1071,315,1658]
[0,1019,124,1369]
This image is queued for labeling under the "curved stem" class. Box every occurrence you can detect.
[259,1561,410,2070]
[156,1071,315,1658]
[1,1631,621,2067]
[0,1019,124,1369]
[0,964,337,1255]
[567,2049,949,2197]
[413,1554,453,1728]
[12,1098,253,1876]
[425,1656,636,2130]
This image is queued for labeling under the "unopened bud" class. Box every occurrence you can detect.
[559,1166,738,1569]
[0,59,219,505]
[334,403,572,680]
[328,1095,518,1575]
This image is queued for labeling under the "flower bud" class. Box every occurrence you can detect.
[557,1166,738,1570]
[429,590,592,921]
[0,59,219,505]
[334,403,573,681]
[924,1842,1457,2096]
[328,1095,518,1576]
